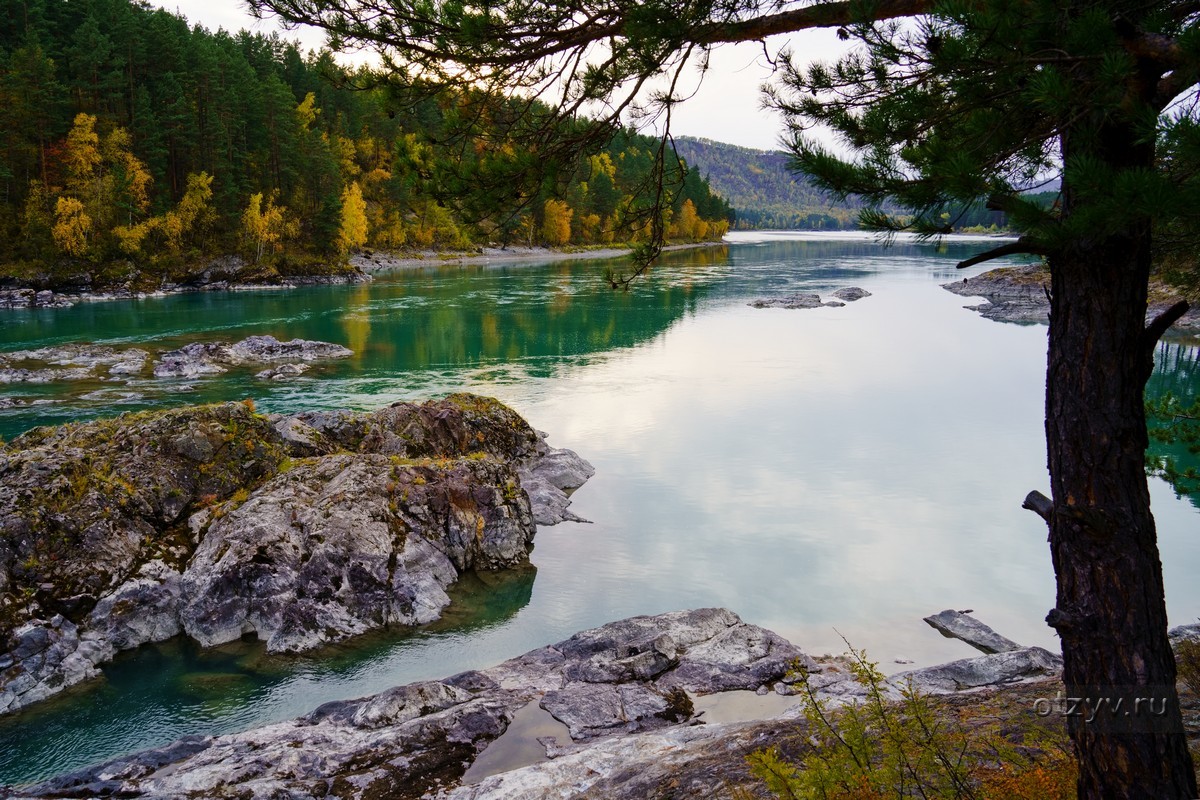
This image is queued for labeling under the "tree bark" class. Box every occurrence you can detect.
[1046,122,1198,798]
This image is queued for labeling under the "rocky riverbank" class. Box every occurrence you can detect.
[1,242,725,309]
[0,257,370,310]
[943,264,1200,334]
[0,395,593,715]
[2,607,1075,799]
[349,242,723,275]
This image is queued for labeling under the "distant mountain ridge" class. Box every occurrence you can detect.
[673,136,862,230]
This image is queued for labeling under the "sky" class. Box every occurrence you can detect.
[151,1,849,152]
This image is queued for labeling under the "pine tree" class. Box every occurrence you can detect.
[246,0,1200,795]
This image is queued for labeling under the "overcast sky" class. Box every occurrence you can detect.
[151,1,848,152]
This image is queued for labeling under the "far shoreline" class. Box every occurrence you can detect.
[350,240,725,274]
[1,241,729,309]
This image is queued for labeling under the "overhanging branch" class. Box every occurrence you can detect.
[955,237,1049,270]
[692,0,933,44]
[1144,300,1190,348]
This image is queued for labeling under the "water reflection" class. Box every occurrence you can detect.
[1147,341,1200,509]
[0,565,537,785]
[1,233,1198,787]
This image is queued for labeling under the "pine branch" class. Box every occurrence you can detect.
[693,0,935,45]
[1144,300,1190,349]
[955,237,1049,269]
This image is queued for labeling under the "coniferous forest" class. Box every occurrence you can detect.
[0,0,734,290]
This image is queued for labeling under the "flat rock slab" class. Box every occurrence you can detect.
[897,647,1062,694]
[944,265,1200,333]
[923,609,1022,654]
[13,609,809,799]
[8,608,1065,800]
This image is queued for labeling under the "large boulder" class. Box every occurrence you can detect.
[179,454,533,652]
[0,395,591,714]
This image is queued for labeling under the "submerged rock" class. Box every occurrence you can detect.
[749,292,844,310]
[832,287,871,302]
[255,362,310,380]
[0,394,591,714]
[0,344,151,383]
[10,608,1064,800]
[0,366,93,383]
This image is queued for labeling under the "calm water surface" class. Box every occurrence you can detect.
[1,231,1198,784]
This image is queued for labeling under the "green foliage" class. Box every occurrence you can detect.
[1178,638,1200,698]
[1146,392,1200,497]
[0,0,732,286]
[750,645,1075,800]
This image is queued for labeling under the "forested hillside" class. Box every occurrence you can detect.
[675,137,1022,232]
[0,0,732,289]
[673,137,860,230]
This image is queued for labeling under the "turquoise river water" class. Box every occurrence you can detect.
[1,231,1198,785]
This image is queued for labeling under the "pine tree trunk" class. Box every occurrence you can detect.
[1047,125,1198,799]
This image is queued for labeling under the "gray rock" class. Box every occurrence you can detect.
[0,366,94,383]
[1169,622,1200,644]
[832,287,872,301]
[13,609,1065,799]
[518,445,595,526]
[269,414,337,456]
[227,335,353,363]
[943,265,1051,324]
[86,561,184,651]
[0,615,111,715]
[17,609,806,798]
[945,266,1200,334]
[153,335,352,378]
[896,646,1062,693]
[0,289,75,309]
[0,395,591,714]
[0,344,150,382]
[152,343,231,378]
[179,453,533,653]
[749,292,844,310]
[923,609,1022,654]
[255,362,311,380]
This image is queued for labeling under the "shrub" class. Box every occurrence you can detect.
[749,643,1075,800]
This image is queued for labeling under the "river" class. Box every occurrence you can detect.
[1,231,1198,785]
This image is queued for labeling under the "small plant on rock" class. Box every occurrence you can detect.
[1177,636,1200,696]
[748,643,1075,800]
